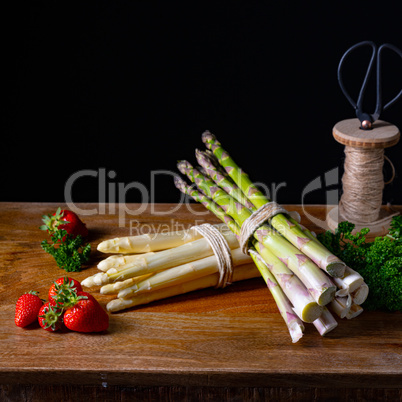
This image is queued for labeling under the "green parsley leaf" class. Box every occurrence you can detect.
[318,216,402,311]
[41,229,91,272]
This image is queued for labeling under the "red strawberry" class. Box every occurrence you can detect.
[48,277,83,307]
[38,302,63,332]
[62,291,109,333]
[15,291,44,328]
[40,207,88,239]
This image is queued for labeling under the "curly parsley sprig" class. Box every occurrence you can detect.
[318,216,402,311]
[41,229,91,272]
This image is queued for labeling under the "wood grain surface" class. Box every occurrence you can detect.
[0,203,401,399]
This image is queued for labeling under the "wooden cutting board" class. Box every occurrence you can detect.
[0,202,401,398]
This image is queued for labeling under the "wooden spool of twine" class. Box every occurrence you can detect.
[327,118,400,237]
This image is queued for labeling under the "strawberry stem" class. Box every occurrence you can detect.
[55,287,88,309]
[39,304,62,331]
[40,208,70,234]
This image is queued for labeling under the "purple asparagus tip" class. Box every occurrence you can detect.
[177,160,192,175]
[201,130,220,146]
[195,149,207,165]
[173,176,186,192]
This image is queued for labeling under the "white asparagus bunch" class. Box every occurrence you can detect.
[116,247,252,298]
[82,229,239,288]
[106,262,260,313]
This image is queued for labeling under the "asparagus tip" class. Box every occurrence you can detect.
[173,175,185,189]
[177,160,192,174]
[201,130,217,144]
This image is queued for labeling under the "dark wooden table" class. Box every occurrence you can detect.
[0,203,401,401]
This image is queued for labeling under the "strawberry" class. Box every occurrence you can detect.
[38,302,63,332]
[40,207,88,239]
[15,291,44,328]
[61,291,109,333]
[48,277,83,307]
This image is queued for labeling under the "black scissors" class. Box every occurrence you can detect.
[337,40,402,130]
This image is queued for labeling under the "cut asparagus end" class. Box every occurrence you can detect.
[313,307,338,336]
[332,266,364,294]
[288,320,305,343]
[330,296,351,319]
[351,283,369,305]
[316,286,337,307]
[325,261,346,278]
[299,301,324,324]
[346,303,364,319]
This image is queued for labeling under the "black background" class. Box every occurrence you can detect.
[4,2,402,206]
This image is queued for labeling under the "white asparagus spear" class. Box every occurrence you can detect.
[346,303,364,319]
[351,283,369,305]
[106,263,260,312]
[97,253,155,272]
[117,248,252,299]
[82,229,239,288]
[313,307,338,336]
[97,223,228,253]
[100,273,155,295]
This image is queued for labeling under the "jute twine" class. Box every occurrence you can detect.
[192,223,233,288]
[239,202,293,255]
[340,146,397,224]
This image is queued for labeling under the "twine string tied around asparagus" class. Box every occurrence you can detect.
[192,223,234,288]
[239,201,297,255]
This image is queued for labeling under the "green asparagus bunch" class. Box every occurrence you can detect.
[174,131,367,339]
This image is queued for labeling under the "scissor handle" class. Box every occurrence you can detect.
[375,43,402,120]
[337,41,376,115]
[337,41,402,126]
